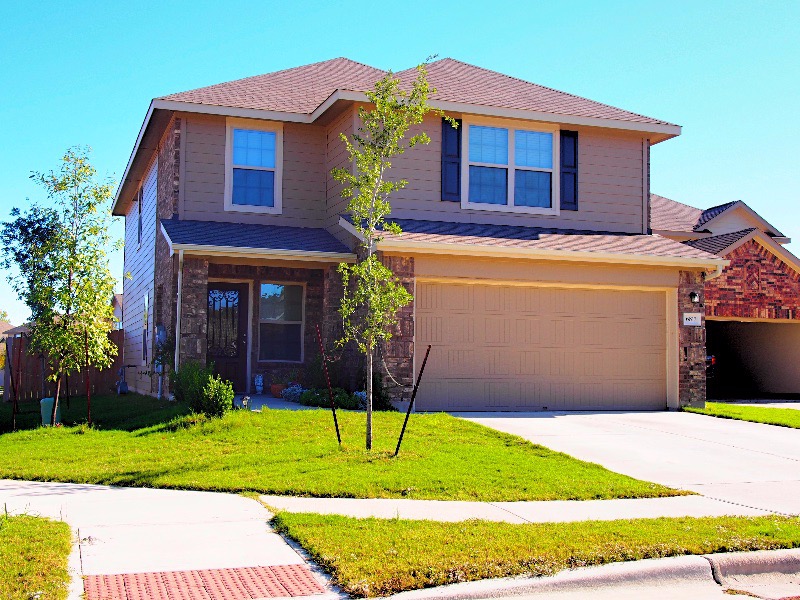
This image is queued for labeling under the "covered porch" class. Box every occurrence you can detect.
[160,218,358,394]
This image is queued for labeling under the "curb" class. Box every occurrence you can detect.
[390,549,800,599]
[705,548,800,584]
[390,555,712,599]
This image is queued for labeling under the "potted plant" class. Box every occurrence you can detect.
[270,380,287,398]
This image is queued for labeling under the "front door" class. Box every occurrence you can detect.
[207,283,249,393]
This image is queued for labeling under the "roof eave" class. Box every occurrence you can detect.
[376,238,726,270]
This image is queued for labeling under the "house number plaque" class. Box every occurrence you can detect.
[683,313,702,327]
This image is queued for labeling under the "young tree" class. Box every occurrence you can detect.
[0,310,9,322]
[1,147,118,424]
[333,62,455,449]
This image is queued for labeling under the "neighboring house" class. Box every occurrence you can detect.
[112,293,124,330]
[112,57,726,411]
[652,194,800,398]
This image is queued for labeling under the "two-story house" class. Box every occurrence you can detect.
[113,57,726,411]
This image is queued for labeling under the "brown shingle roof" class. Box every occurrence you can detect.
[0,321,13,335]
[382,219,720,262]
[159,57,674,125]
[396,59,675,125]
[649,194,703,231]
[696,202,738,229]
[159,58,386,114]
[684,229,756,256]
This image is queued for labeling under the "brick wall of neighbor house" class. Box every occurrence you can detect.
[378,254,415,400]
[678,270,706,407]
[706,240,800,320]
[179,257,209,365]
[154,116,181,393]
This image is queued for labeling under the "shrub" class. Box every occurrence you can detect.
[281,383,304,403]
[173,361,214,410]
[200,375,234,418]
[371,372,396,412]
[300,388,360,410]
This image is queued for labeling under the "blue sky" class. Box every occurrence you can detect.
[0,1,797,325]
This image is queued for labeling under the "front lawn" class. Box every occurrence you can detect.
[685,401,800,429]
[274,512,800,597]
[0,513,72,599]
[0,402,679,501]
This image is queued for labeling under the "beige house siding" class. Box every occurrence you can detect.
[325,106,357,246]
[179,113,326,227]
[385,115,648,234]
[122,158,158,394]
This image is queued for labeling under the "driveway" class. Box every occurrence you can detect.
[458,411,800,516]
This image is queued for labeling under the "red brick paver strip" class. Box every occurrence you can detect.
[84,565,325,600]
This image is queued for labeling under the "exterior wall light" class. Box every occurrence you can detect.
[689,291,700,304]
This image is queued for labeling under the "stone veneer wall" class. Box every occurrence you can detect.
[678,270,706,408]
[706,240,800,320]
[179,257,209,365]
[153,116,181,394]
[378,254,415,400]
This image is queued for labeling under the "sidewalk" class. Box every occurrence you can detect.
[0,480,334,600]
[261,493,773,524]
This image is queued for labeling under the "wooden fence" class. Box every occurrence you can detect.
[2,330,124,403]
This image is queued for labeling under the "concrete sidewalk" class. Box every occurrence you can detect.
[261,493,772,524]
[0,480,333,600]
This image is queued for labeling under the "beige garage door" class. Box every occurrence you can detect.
[415,281,667,411]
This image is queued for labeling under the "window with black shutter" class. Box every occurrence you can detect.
[441,118,462,201]
[560,130,578,211]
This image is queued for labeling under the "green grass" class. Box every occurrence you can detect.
[0,393,190,433]
[0,397,679,501]
[274,512,800,597]
[685,401,800,429]
[0,513,72,599]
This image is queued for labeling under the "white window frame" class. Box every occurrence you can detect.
[224,117,284,215]
[258,281,305,364]
[461,116,560,216]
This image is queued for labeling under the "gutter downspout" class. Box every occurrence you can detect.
[174,249,184,377]
[706,262,726,280]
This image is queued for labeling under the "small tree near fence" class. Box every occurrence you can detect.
[1,147,119,425]
[333,60,456,450]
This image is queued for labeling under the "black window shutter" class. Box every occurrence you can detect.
[560,130,578,211]
[441,118,462,201]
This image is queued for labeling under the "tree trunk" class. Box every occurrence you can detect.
[366,347,373,450]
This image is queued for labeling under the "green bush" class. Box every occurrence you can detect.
[200,375,235,418]
[173,361,214,410]
[300,388,360,410]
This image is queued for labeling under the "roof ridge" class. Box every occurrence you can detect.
[433,58,676,126]
[701,200,739,214]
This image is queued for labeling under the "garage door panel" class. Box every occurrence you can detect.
[415,282,667,412]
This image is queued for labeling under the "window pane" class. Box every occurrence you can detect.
[514,170,552,207]
[515,131,553,168]
[469,126,508,165]
[232,168,274,207]
[260,284,302,321]
[259,323,302,361]
[469,166,507,204]
[233,129,276,168]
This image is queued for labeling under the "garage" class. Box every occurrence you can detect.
[706,319,800,399]
[415,281,668,411]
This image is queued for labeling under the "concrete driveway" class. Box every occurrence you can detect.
[458,410,800,516]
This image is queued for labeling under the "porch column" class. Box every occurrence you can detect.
[678,270,707,408]
[178,256,209,368]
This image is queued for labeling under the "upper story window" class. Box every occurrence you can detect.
[460,119,560,215]
[224,119,283,214]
